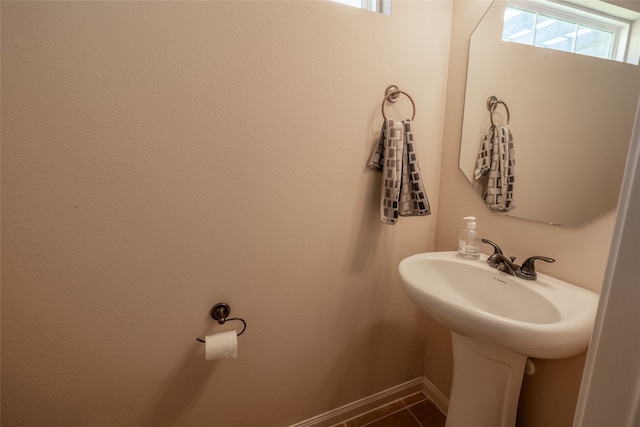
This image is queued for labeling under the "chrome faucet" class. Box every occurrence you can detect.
[481,239,555,280]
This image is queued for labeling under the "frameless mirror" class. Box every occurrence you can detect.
[459,0,640,228]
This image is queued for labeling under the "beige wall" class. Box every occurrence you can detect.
[2,1,623,426]
[434,1,620,426]
[1,1,451,426]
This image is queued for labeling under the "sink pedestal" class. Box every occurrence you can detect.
[446,333,527,427]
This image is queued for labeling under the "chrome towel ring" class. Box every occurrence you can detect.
[382,85,416,121]
[487,96,510,126]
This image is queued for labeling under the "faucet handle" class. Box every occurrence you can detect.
[481,239,503,267]
[520,256,555,280]
[481,239,503,254]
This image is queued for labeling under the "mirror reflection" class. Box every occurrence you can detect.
[459,0,640,228]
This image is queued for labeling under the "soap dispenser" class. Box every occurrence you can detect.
[458,216,480,260]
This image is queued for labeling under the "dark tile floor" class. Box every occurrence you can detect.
[332,392,446,427]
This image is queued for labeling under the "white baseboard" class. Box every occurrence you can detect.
[422,376,449,415]
[288,376,447,427]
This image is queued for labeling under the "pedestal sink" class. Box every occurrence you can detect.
[398,251,599,427]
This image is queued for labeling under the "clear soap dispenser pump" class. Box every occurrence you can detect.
[458,216,480,260]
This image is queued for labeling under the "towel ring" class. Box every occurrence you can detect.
[382,85,416,121]
[487,96,510,126]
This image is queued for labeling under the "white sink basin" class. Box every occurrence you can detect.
[399,251,599,359]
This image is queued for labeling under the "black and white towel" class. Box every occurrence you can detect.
[369,119,431,224]
[474,124,515,212]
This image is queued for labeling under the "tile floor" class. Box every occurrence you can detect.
[331,392,446,427]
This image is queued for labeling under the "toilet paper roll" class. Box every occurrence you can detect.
[205,330,238,360]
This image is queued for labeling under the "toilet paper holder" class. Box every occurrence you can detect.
[196,302,247,342]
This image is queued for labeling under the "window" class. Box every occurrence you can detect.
[331,0,391,15]
[502,0,632,62]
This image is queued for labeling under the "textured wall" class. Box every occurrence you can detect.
[1,1,451,426]
[3,1,621,426]
[434,2,622,426]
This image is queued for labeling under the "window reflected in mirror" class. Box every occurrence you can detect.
[502,0,639,64]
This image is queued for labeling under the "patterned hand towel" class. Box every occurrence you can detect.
[398,119,430,217]
[474,124,516,212]
[368,120,387,171]
[380,119,404,224]
[368,119,431,224]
